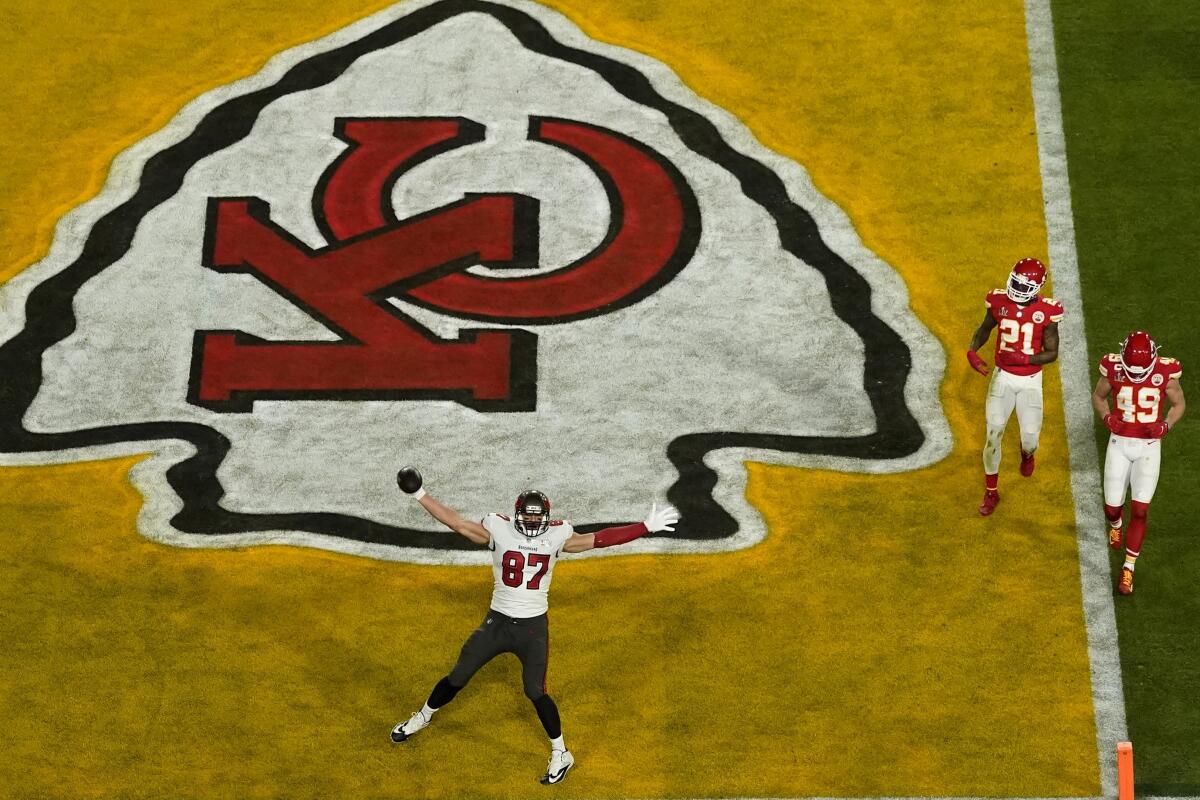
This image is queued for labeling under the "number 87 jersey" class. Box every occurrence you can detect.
[1100,353,1183,438]
[985,289,1065,375]
[483,513,575,618]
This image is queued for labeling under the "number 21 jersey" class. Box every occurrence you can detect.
[483,513,575,618]
[985,290,1065,376]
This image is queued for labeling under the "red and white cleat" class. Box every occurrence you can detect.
[1118,567,1134,596]
[1020,450,1036,477]
[1108,527,1123,551]
[979,490,1000,516]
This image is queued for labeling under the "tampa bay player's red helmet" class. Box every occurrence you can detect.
[514,489,551,538]
[1120,330,1158,383]
[1006,257,1047,303]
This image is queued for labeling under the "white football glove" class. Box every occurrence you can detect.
[643,503,680,533]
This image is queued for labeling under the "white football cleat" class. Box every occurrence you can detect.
[539,748,575,785]
[390,711,429,743]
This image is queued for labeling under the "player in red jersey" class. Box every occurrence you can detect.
[1092,331,1185,595]
[966,258,1063,515]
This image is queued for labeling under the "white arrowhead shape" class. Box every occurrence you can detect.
[0,0,950,563]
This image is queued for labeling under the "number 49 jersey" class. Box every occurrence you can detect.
[483,513,575,618]
[1100,354,1183,438]
[985,290,1065,376]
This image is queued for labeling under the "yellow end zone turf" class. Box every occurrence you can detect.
[0,0,1098,795]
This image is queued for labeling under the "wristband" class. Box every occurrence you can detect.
[413,487,427,500]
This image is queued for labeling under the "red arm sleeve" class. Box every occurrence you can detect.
[592,522,649,549]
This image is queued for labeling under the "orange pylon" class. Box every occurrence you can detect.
[1117,741,1134,800]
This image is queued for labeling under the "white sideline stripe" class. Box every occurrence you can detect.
[1024,0,1128,796]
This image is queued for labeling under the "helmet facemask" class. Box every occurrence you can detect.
[1120,332,1158,384]
[514,490,551,538]
[1005,257,1047,304]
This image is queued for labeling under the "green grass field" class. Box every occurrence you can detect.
[1054,0,1200,790]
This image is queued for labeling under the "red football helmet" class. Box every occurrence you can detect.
[1120,330,1158,383]
[1006,257,1047,303]
[514,489,551,538]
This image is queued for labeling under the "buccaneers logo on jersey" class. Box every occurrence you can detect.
[0,0,949,563]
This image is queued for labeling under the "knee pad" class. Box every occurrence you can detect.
[1131,501,1150,521]
[984,413,1007,429]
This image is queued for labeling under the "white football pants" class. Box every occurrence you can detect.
[1103,434,1161,505]
[983,368,1043,475]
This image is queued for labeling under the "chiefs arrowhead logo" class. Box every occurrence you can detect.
[192,115,695,411]
[0,0,950,564]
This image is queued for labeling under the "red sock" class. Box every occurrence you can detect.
[1104,504,1123,528]
[985,473,998,492]
[1125,500,1149,557]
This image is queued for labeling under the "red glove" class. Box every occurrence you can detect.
[967,350,989,376]
[996,349,1031,367]
[1147,421,1170,438]
[1103,413,1123,434]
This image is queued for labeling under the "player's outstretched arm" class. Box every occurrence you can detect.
[966,309,996,376]
[562,503,680,553]
[396,467,489,545]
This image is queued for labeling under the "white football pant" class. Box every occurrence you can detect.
[1103,434,1161,505]
[983,368,1043,475]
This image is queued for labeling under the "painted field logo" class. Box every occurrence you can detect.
[0,0,950,564]
[192,116,694,411]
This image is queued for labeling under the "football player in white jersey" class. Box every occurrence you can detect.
[389,467,679,785]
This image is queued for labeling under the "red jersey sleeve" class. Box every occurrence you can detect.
[1099,354,1119,378]
[1043,298,1065,322]
[1160,356,1183,382]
